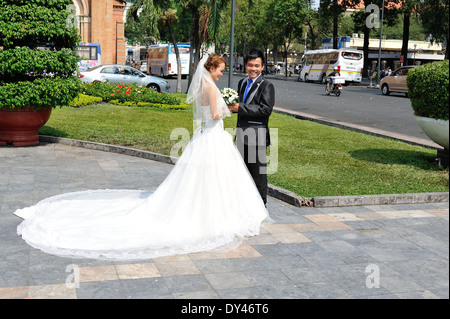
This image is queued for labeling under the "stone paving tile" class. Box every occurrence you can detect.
[271,232,311,244]
[281,265,333,284]
[154,260,202,277]
[192,259,237,274]
[163,275,214,296]
[224,245,262,259]
[303,214,354,231]
[79,265,119,283]
[299,281,351,299]
[243,269,293,287]
[258,285,310,299]
[115,263,160,280]
[204,272,254,290]
[27,284,77,299]
[121,278,173,299]
[76,280,125,299]
[289,222,323,232]
[0,143,448,300]
[0,286,29,299]
[216,286,268,299]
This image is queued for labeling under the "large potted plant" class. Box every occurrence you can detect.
[407,60,449,165]
[0,0,82,146]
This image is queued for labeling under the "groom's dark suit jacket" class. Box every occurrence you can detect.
[236,75,275,146]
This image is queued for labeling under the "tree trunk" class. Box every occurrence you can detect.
[446,40,449,60]
[363,26,370,77]
[401,11,410,65]
[362,0,374,78]
[333,0,338,49]
[168,25,182,93]
[187,8,200,92]
[306,21,316,50]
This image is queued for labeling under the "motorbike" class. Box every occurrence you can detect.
[325,76,345,97]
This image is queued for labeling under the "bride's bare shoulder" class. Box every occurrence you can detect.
[203,81,214,90]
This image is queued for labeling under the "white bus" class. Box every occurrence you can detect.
[298,48,363,84]
[147,43,190,78]
[76,42,101,71]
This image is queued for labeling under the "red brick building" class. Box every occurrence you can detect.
[72,0,127,65]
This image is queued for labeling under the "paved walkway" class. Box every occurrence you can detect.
[0,143,448,300]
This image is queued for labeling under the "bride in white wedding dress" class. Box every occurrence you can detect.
[14,54,271,260]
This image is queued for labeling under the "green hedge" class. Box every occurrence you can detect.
[407,60,449,121]
[69,94,103,108]
[109,100,190,110]
[0,47,78,79]
[0,0,79,49]
[0,77,82,110]
[0,0,81,110]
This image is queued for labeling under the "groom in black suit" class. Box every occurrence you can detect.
[228,49,275,205]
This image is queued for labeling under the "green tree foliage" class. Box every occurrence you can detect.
[419,0,449,59]
[0,0,82,109]
[407,60,449,120]
[270,0,310,74]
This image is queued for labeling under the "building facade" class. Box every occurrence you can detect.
[71,0,127,65]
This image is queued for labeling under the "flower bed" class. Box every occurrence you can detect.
[82,81,181,106]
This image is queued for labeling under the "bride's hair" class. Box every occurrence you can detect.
[204,54,226,71]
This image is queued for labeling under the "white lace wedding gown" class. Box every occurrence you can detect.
[14,107,270,260]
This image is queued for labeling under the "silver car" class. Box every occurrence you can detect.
[79,64,170,92]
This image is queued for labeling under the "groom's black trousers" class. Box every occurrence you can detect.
[239,140,268,205]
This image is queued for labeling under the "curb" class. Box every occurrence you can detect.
[39,135,448,208]
[273,107,443,150]
[312,193,449,208]
[39,135,176,165]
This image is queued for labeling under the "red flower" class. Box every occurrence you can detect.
[110,93,114,96]
[126,92,130,95]
[117,85,122,89]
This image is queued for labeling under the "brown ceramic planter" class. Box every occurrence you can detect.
[0,107,52,146]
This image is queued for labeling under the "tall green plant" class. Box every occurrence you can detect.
[407,60,449,121]
[0,0,82,110]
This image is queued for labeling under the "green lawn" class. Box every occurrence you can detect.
[40,99,449,198]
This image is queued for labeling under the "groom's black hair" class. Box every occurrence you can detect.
[244,49,265,66]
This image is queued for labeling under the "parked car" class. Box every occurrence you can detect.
[380,66,416,96]
[79,64,170,92]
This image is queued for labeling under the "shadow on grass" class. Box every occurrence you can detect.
[39,126,68,138]
[349,148,443,170]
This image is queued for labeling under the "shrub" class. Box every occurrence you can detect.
[407,60,449,121]
[69,94,103,108]
[109,99,190,110]
[0,0,82,110]
[82,81,181,105]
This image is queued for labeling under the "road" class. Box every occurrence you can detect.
[166,72,430,141]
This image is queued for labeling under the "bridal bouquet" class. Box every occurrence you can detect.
[220,88,239,105]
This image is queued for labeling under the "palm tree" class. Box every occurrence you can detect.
[127,0,184,92]
[128,0,229,92]
[184,0,229,90]
[159,8,183,92]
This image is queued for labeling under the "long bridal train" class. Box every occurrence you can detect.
[14,55,271,260]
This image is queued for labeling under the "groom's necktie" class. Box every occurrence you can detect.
[243,79,253,103]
